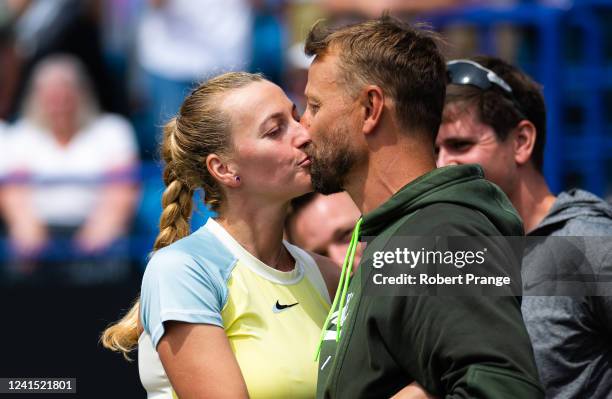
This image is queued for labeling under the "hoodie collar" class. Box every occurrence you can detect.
[530,188,612,234]
[361,164,486,236]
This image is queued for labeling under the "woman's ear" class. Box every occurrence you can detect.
[362,85,384,136]
[513,120,537,166]
[206,154,241,188]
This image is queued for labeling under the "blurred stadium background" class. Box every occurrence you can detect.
[0,0,611,397]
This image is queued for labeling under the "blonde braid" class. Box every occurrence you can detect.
[101,119,194,358]
[100,298,141,360]
[153,125,194,250]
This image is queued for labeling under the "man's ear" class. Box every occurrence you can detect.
[362,85,384,135]
[513,120,537,166]
[206,153,240,188]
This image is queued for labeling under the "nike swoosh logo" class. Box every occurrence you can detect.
[272,300,299,313]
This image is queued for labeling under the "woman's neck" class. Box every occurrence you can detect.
[49,119,77,146]
[216,199,293,271]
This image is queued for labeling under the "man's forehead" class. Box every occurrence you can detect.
[436,112,486,142]
[306,53,341,90]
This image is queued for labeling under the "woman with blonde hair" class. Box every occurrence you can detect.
[1,54,138,283]
[102,72,339,398]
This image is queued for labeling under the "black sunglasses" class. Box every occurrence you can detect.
[447,59,525,115]
[447,59,513,92]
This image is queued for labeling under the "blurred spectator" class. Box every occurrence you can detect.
[136,0,252,158]
[0,54,139,284]
[250,0,286,84]
[2,0,125,118]
[0,11,20,120]
[0,1,24,119]
[311,0,519,63]
[0,118,7,180]
[99,0,139,72]
[97,0,143,121]
[321,0,461,20]
[286,192,362,269]
[0,119,9,277]
[284,0,325,46]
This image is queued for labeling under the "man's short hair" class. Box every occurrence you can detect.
[444,56,547,171]
[305,15,446,139]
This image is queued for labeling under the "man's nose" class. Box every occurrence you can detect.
[300,111,310,130]
[294,122,312,149]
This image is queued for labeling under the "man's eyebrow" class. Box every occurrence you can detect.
[444,137,472,143]
[304,88,320,103]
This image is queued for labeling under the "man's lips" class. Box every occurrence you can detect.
[298,156,312,167]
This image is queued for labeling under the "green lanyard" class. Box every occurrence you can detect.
[315,217,363,361]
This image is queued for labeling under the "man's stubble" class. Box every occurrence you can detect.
[304,123,358,195]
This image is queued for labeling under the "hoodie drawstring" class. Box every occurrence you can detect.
[315,217,363,361]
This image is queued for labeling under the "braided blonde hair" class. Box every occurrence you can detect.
[101,72,264,358]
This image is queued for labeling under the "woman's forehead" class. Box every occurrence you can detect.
[222,81,291,129]
[36,64,78,87]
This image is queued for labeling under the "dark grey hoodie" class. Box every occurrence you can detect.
[522,189,612,399]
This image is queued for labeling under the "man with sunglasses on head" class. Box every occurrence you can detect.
[437,56,612,399]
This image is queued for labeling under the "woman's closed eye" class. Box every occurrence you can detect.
[265,125,282,138]
[263,105,300,138]
[264,118,290,138]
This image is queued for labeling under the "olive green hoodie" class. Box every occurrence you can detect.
[317,164,543,399]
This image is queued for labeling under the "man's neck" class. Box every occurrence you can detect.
[509,168,557,234]
[345,138,436,215]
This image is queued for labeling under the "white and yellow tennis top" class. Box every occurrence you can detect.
[139,218,331,399]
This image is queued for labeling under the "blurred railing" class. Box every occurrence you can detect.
[0,161,214,266]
